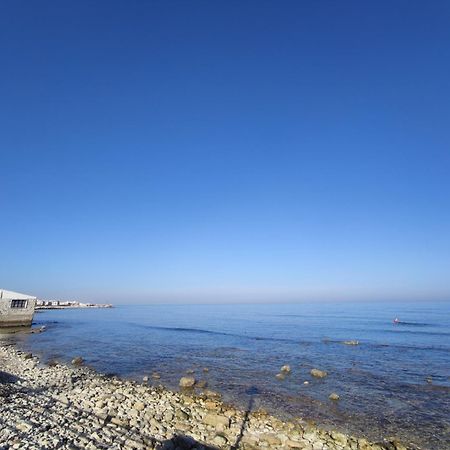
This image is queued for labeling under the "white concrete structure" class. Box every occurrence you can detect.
[0,289,37,327]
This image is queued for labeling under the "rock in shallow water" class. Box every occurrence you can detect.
[329,392,340,401]
[179,376,196,388]
[310,368,328,378]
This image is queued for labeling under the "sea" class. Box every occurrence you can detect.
[2,301,449,449]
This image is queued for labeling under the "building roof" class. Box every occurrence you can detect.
[0,289,37,300]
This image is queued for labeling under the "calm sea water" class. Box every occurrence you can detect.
[2,301,449,449]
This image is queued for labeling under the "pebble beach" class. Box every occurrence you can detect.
[0,344,410,450]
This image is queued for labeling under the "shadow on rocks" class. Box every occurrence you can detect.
[158,434,220,450]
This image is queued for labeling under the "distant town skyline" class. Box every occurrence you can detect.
[1,1,449,303]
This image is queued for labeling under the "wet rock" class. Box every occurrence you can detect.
[142,376,149,382]
[329,393,340,401]
[23,352,33,360]
[203,389,221,400]
[281,364,291,373]
[71,356,84,366]
[152,372,161,379]
[303,381,309,385]
[179,376,196,388]
[310,368,328,378]
[203,367,209,372]
[275,373,286,380]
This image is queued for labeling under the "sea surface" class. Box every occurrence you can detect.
[2,301,449,449]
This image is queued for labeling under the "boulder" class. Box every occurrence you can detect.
[179,376,196,388]
[310,368,328,378]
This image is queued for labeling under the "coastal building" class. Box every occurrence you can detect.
[0,289,37,327]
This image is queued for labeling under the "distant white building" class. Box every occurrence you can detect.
[0,289,37,327]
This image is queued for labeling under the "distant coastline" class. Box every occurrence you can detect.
[35,300,113,310]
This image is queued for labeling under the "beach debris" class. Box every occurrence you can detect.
[329,393,340,401]
[71,356,83,366]
[310,368,328,378]
[179,376,196,388]
[275,373,286,380]
[343,340,359,346]
[280,364,292,373]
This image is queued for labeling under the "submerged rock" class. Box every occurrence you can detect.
[310,368,328,378]
[275,373,286,380]
[179,376,196,388]
[71,356,83,366]
[329,392,340,401]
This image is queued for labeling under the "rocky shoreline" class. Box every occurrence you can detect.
[0,344,409,450]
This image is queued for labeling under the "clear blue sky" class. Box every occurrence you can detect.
[1,1,449,302]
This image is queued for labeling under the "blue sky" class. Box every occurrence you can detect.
[1,1,449,302]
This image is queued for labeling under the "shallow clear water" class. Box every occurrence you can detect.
[2,301,449,449]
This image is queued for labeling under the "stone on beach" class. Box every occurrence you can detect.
[179,376,196,388]
[310,368,328,378]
